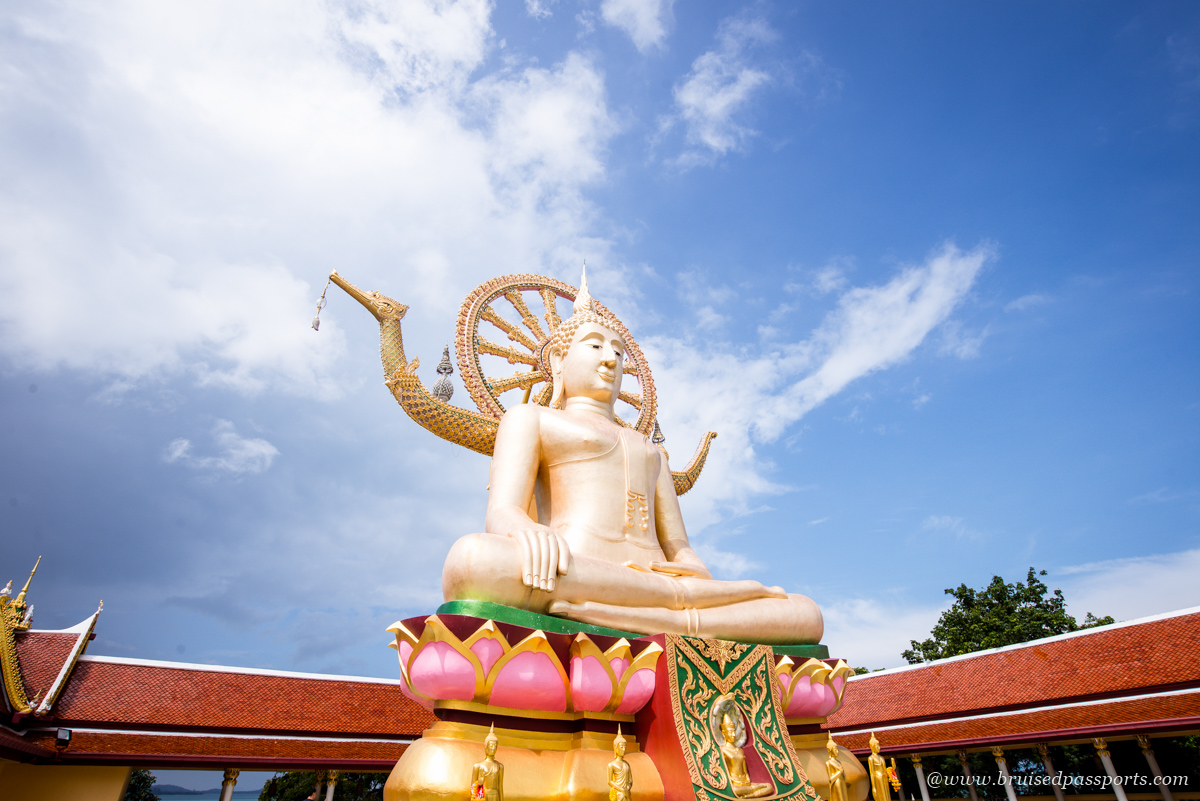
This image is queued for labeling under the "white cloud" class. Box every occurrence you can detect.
[165,420,279,474]
[525,0,556,20]
[668,16,775,166]
[693,541,761,580]
[1128,487,1194,504]
[921,515,983,541]
[1058,549,1200,623]
[938,320,988,359]
[0,0,616,398]
[1005,293,1051,312]
[821,597,945,670]
[600,0,673,52]
[651,242,991,531]
[813,264,849,294]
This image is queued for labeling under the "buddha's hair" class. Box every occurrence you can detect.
[539,268,631,408]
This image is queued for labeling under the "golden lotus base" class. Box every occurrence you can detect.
[384,720,664,801]
[789,734,870,801]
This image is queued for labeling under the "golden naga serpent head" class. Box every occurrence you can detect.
[325,269,717,494]
[329,270,408,323]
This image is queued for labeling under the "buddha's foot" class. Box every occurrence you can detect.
[550,594,824,644]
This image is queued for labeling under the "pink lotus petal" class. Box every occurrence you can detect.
[615,668,656,715]
[409,641,476,701]
[571,655,614,712]
[471,638,506,678]
[489,651,567,712]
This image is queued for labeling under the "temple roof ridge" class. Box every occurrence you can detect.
[78,654,409,685]
[28,613,100,636]
[847,603,1200,682]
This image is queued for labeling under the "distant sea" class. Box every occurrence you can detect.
[153,790,261,801]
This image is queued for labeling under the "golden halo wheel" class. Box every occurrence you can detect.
[454,274,657,435]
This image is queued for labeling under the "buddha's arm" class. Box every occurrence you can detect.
[651,451,713,579]
[484,405,570,591]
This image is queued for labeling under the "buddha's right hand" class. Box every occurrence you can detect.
[508,525,571,592]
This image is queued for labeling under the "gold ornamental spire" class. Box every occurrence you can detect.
[14,555,40,607]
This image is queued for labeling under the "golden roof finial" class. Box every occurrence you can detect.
[14,556,41,607]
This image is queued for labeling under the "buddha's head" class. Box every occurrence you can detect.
[827,735,840,758]
[721,712,738,745]
[545,268,626,409]
[614,726,627,758]
[484,723,499,757]
[869,733,881,755]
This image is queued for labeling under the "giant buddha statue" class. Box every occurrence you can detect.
[327,268,823,644]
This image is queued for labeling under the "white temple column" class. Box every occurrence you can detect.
[956,750,979,801]
[1036,744,1066,801]
[1093,738,1129,801]
[218,768,240,801]
[911,756,932,801]
[313,770,326,801]
[991,747,1019,801]
[325,770,341,801]
[1138,735,1174,801]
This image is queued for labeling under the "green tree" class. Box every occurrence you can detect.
[259,771,386,801]
[123,769,159,801]
[902,568,1114,664]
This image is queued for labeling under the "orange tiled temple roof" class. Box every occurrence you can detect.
[824,607,1200,754]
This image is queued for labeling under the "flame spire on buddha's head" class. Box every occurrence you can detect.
[542,265,627,408]
[574,263,594,313]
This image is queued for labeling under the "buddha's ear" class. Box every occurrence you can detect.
[548,346,565,409]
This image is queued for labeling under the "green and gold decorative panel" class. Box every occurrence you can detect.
[665,634,818,801]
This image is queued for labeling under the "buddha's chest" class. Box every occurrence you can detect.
[542,418,660,493]
[542,416,662,546]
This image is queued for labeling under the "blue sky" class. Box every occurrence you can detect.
[2,0,1199,695]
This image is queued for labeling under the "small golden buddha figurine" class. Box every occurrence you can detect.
[470,724,504,801]
[867,733,890,801]
[826,734,850,801]
[443,269,823,644]
[608,726,633,801]
[717,709,773,798]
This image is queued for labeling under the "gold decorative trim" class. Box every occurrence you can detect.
[0,597,32,714]
[435,698,637,724]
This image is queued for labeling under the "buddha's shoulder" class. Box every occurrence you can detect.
[499,404,625,437]
[497,403,577,432]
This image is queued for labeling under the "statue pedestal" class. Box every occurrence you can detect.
[385,720,664,801]
[384,605,863,801]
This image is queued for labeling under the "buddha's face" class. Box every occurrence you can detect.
[615,739,626,757]
[485,736,498,757]
[555,322,625,405]
[721,714,737,744]
[828,741,839,758]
